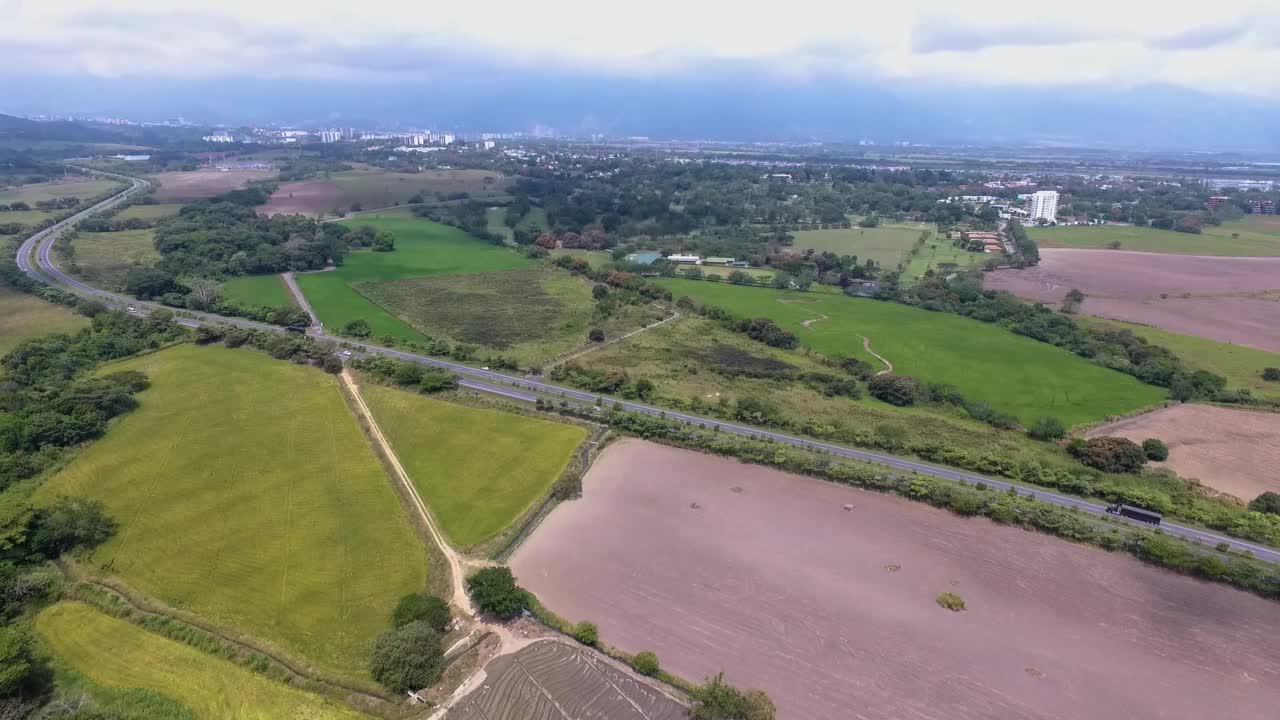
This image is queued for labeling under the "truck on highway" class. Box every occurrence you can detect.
[1106,504,1162,526]
[286,324,307,334]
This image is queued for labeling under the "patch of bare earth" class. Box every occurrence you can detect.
[510,439,1280,720]
[1087,404,1280,501]
[985,248,1280,351]
[148,169,275,202]
[259,180,341,217]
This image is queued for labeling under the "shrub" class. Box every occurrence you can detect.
[418,370,457,393]
[369,621,444,693]
[588,328,605,342]
[341,319,371,338]
[552,471,583,501]
[936,592,966,611]
[1142,438,1169,461]
[1075,436,1147,474]
[690,673,776,720]
[1263,367,1280,382]
[572,621,598,646]
[1248,491,1280,515]
[867,374,920,407]
[631,651,660,677]
[466,567,529,620]
[30,496,116,557]
[321,355,344,374]
[1027,416,1066,441]
[392,594,451,633]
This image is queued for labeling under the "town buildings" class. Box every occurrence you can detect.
[1028,190,1059,223]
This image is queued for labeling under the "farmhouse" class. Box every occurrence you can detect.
[666,253,701,264]
[623,250,662,266]
[703,257,737,266]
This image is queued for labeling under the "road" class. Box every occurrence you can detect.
[19,171,1280,565]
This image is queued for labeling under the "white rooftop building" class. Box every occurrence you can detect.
[1028,191,1060,223]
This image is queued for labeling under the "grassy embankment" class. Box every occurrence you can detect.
[361,384,587,550]
[0,284,89,355]
[222,274,297,308]
[1030,218,1280,256]
[657,279,1166,426]
[71,229,159,291]
[35,345,428,681]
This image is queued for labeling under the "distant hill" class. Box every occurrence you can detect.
[0,113,122,143]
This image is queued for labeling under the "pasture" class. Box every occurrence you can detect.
[791,222,927,266]
[72,229,159,291]
[0,285,88,356]
[485,206,514,244]
[296,211,531,342]
[223,274,295,308]
[116,202,186,221]
[658,279,1166,425]
[902,240,989,280]
[1081,317,1280,401]
[148,169,274,203]
[37,603,369,720]
[35,345,428,680]
[512,439,1280,720]
[0,177,121,205]
[1030,220,1280,256]
[0,208,57,226]
[331,167,511,210]
[549,248,613,269]
[361,385,587,549]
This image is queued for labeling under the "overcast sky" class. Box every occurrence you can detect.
[6,0,1280,98]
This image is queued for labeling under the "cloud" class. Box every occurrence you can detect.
[1146,21,1252,50]
[911,21,1107,54]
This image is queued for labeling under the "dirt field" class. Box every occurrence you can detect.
[510,439,1280,720]
[148,169,275,202]
[258,180,340,217]
[1087,405,1280,501]
[986,248,1280,351]
[446,640,687,720]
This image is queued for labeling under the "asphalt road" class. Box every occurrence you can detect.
[19,172,1280,565]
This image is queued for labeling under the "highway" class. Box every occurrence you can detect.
[18,172,1280,565]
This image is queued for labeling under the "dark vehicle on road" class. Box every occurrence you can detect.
[1106,503,1162,526]
[286,324,307,334]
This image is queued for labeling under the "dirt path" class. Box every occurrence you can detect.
[280,272,322,330]
[860,335,893,374]
[544,307,681,369]
[800,312,829,329]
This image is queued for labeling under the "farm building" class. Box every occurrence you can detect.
[666,254,701,264]
[623,251,662,266]
[703,257,737,266]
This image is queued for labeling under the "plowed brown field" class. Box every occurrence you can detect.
[985,249,1280,351]
[258,180,340,217]
[511,439,1280,720]
[1087,404,1280,501]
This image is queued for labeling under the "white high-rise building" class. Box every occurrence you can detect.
[1028,191,1059,223]
[317,130,342,143]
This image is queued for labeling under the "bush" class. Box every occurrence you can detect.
[572,621,598,646]
[551,471,583,501]
[1142,438,1169,461]
[466,567,529,620]
[588,328,605,342]
[1074,436,1147,474]
[1027,416,1066,441]
[631,651,660,677]
[341,319,371,338]
[1263,367,1280,382]
[936,592,966,611]
[392,594,451,633]
[690,673,775,720]
[369,621,444,693]
[30,496,116,557]
[1248,491,1280,515]
[867,374,920,407]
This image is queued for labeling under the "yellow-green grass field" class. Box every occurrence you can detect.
[485,206,514,244]
[678,265,776,283]
[1030,218,1280,256]
[297,210,532,342]
[37,603,369,720]
[36,345,428,680]
[1081,317,1280,401]
[72,229,159,291]
[0,208,58,226]
[362,385,587,549]
[355,267,665,367]
[658,279,1166,426]
[0,285,89,356]
[548,248,613,269]
[791,222,930,266]
[223,274,296,308]
[0,178,122,205]
[116,203,186,221]
[331,166,511,209]
[902,240,989,281]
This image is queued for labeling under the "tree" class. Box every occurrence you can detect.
[341,319,371,338]
[394,362,424,386]
[418,370,457,393]
[591,284,608,301]
[858,215,881,228]
[1142,438,1169,461]
[29,496,116,558]
[321,355,344,374]
[466,567,529,620]
[1028,417,1066,441]
[369,621,444,693]
[124,267,183,300]
[1072,436,1146,474]
[0,627,34,698]
[690,673,775,720]
[552,471,583,501]
[572,621,598,646]
[588,328,605,342]
[372,232,395,252]
[1248,491,1280,515]
[631,651,660,677]
[184,277,223,310]
[392,594,451,632]
[1061,288,1085,314]
[1263,368,1280,382]
[727,270,754,285]
[867,374,920,407]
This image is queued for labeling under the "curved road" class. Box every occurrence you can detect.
[19,171,1280,565]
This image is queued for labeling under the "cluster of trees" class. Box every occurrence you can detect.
[0,202,33,212]
[690,673,776,720]
[349,356,458,394]
[338,319,517,370]
[196,323,344,373]
[549,363,655,401]
[368,592,451,693]
[466,567,530,619]
[867,373,1020,430]
[675,297,799,350]
[1005,220,1040,265]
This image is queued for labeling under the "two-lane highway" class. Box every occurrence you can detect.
[19,172,1280,565]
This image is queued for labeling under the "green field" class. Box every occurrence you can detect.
[362,385,587,549]
[902,240,989,280]
[0,208,56,226]
[791,223,928,266]
[658,280,1166,426]
[117,203,186,221]
[678,265,776,283]
[72,229,159,291]
[516,207,550,233]
[331,167,511,210]
[1030,219,1280,256]
[485,206,514,244]
[0,285,89,356]
[548,248,614,269]
[223,274,296,308]
[297,211,533,341]
[0,178,122,205]
[36,345,428,679]
[38,603,369,720]
[1081,317,1280,401]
